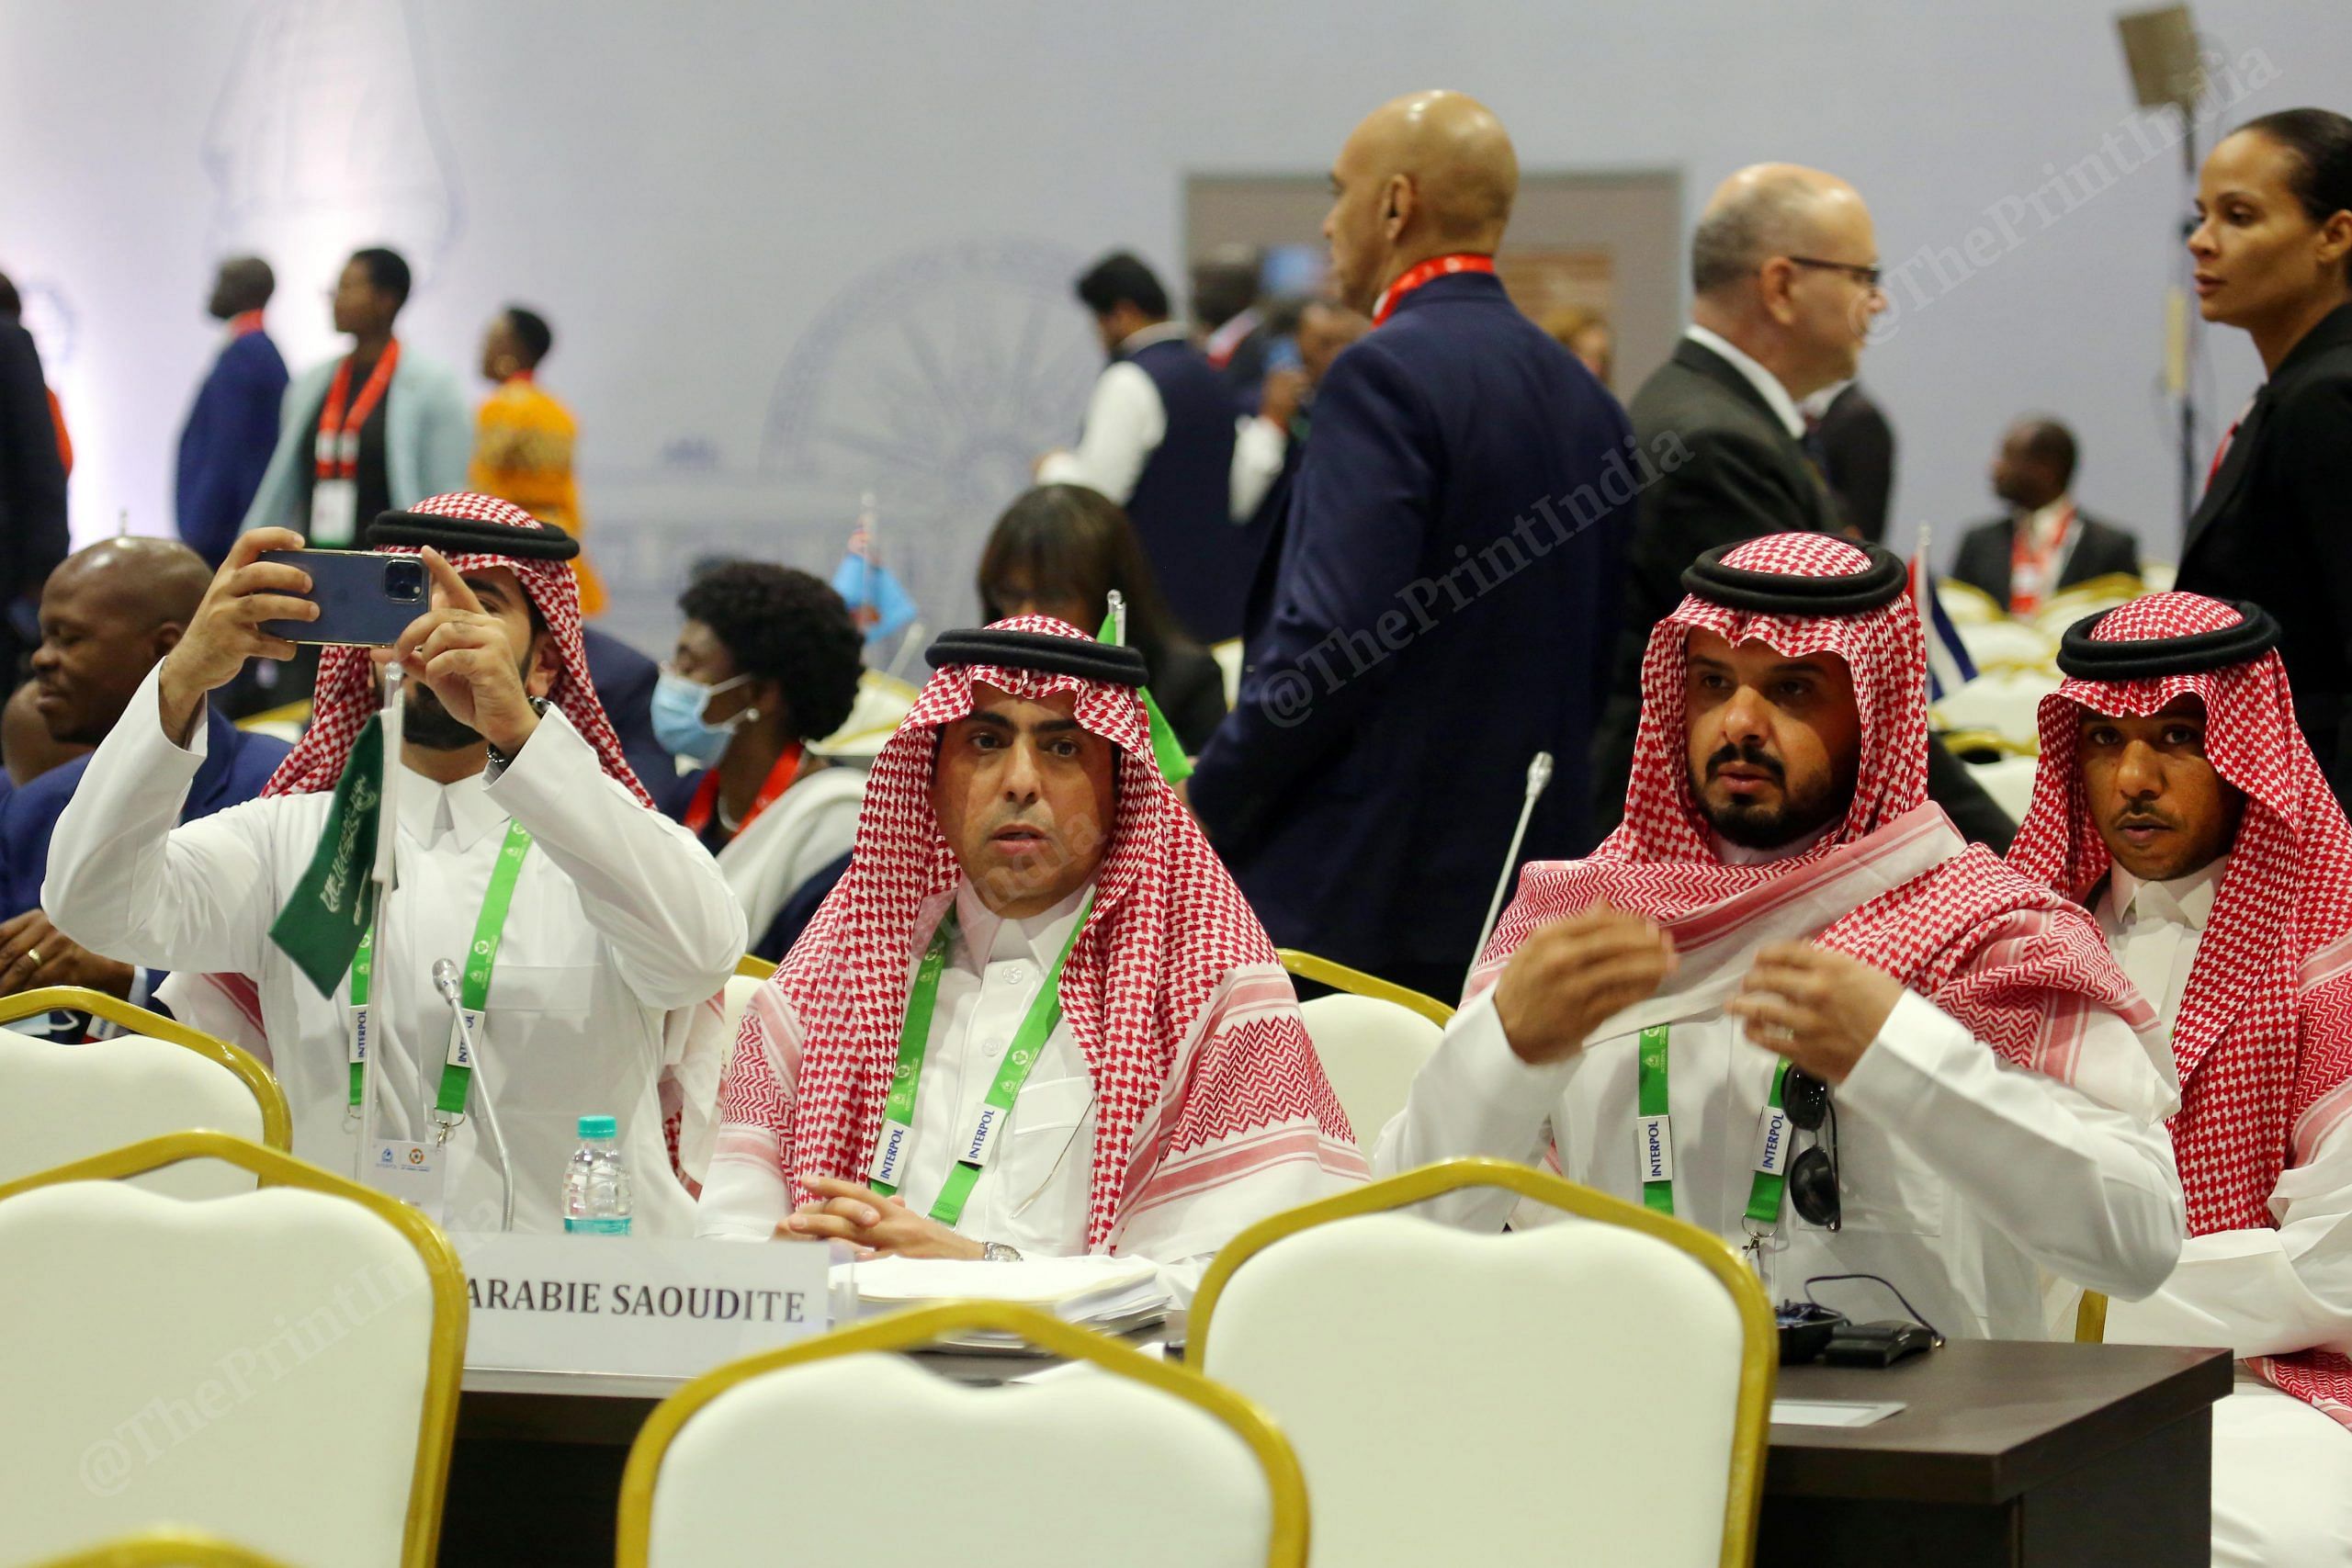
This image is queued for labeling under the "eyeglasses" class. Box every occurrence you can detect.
[1781,1066,1840,1231]
[1786,256,1883,289]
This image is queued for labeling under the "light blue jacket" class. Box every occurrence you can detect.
[238,348,473,533]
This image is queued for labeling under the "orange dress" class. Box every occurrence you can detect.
[469,374,606,615]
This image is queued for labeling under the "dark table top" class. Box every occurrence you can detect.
[459,1338,2236,1509]
[1767,1341,2233,1505]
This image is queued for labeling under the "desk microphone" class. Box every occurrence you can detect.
[435,958,516,1232]
[1467,751,1554,994]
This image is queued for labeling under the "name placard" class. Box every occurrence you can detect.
[451,1233,842,1378]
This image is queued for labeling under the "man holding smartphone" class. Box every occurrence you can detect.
[42,492,745,1234]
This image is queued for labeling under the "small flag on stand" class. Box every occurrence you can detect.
[1910,525,1979,705]
[831,492,919,648]
[1098,592,1192,784]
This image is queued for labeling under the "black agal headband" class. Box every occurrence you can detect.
[926,627,1149,686]
[367,510,581,560]
[2056,600,2280,680]
[1681,541,1909,615]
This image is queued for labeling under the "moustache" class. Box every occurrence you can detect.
[2111,806,2177,831]
[1706,740,1785,784]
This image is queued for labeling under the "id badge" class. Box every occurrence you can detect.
[366,1139,447,1223]
[311,478,358,547]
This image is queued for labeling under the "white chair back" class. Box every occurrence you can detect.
[1968,754,2043,825]
[1193,1159,1772,1568]
[622,1302,1306,1568]
[0,1134,465,1568]
[1295,995,1442,1150]
[0,997,289,1198]
[1953,617,2056,673]
[1931,666,2060,753]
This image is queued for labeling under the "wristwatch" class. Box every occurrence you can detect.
[982,1241,1023,1262]
[485,697,552,769]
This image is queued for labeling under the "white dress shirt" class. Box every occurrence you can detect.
[1375,938,2183,1337]
[1038,322,1288,522]
[2098,858,2352,1359]
[709,766,863,953]
[1685,325,1807,440]
[44,663,747,1235]
[2007,493,2080,610]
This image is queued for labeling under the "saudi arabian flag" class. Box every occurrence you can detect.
[269,715,386,995]
[1096,608,1193,784]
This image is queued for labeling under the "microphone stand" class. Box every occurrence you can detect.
[436,958,515,1232]
[355,662,405,1181]
[1467,752,1554,996]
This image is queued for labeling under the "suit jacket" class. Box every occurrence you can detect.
[1812,381,1895,544]
[240,349,472,535]
[1949,509,2141,609]
[2177,303,2352,807]
[582,626,693,818]
[176,329,290,568]
[0,318,68,626]
[1190,270,1635,985]
[1593,336,2018,852]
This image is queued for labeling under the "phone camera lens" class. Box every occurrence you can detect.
[385,558,426,604]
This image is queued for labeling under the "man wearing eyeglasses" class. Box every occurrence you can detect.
[1589,164,2016,852]
[1374,533,2186,1342]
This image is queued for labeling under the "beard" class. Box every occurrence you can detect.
[402,682,485,751]
[1693,739,1849,850]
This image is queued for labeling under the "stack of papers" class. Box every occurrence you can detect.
[844,1256,1172,1349]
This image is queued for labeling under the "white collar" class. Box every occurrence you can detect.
[2107,852,2228,933]
[1710,819,1838,866]
[1118,321,1192,355]
[2022,493,2077,543]
[1684,325,1808,441]
[393,757,508,853]
[953,879,1092,969]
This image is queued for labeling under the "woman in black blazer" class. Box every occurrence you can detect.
[976,483,1229,754]
[2178,107,2352,804]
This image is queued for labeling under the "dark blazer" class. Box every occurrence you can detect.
[2177,303,2352,806]
[1123,339,1253,645]
[582,626,693,817]
[1593,336,2018,852]
[1811,381,1895,544]
[1190,270,1635,991]
[176,330,291,569]
[0,318,67,667]
[1949,509,2142,609]
[1145,640,1228,756]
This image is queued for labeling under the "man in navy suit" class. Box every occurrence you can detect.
[1191,90,1644,1001]
[1038,252,1272,644]
[0,538,289,1005]
[175,257,290,569]
[582,624,692,817]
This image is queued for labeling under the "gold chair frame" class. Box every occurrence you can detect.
[0,1132,468,1568]
[0,987,292,1152]
[1189,1156,1776,1568]
[616,1298,1309,1568]
[732,953,777,980]
[1275,950,1454,1026]
[33,1528,295,1567]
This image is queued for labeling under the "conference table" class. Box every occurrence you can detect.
[445,1336,2231,1566]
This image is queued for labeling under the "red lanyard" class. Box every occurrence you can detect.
[684,742,803,840]
[315,340,401,479]
[2206,396,2256,490]
[228,310,266,338]
[1371,253,1497,326]
[2008,504,2075,613]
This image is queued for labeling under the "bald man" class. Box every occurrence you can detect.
[176,255,288,569]
[1586,164,2016,851]
[1192,90,1640,1000]
[0,538,288,1000]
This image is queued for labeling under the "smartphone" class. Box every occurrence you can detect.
[256,549,429,648]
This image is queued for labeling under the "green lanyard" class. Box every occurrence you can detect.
[1634,1024,1796,1229]
[345,820,534,1123]
[868,895,1091,1229]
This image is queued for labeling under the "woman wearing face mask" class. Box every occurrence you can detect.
[2177,107,2352,807]
[657,561,865,959]
[976,484,1229,753]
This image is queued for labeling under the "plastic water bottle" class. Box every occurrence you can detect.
[563,1114,632,1235]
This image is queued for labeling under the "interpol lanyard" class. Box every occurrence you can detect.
[1635,1024,1797,1232]
[345,819,534,1127]
[867,895,1092,1228]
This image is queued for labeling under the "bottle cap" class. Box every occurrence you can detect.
[578,1114,619,1140]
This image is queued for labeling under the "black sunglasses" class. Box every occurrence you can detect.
[1782,1067,1841,1231]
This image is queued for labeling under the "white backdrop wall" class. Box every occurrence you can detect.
[0,0,2338,654]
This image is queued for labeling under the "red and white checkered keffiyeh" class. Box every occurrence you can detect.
[2008,591,2352,1423]
[262,491,649,805]
[711,615,1363,1249]
[1473,533,2149,1083]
